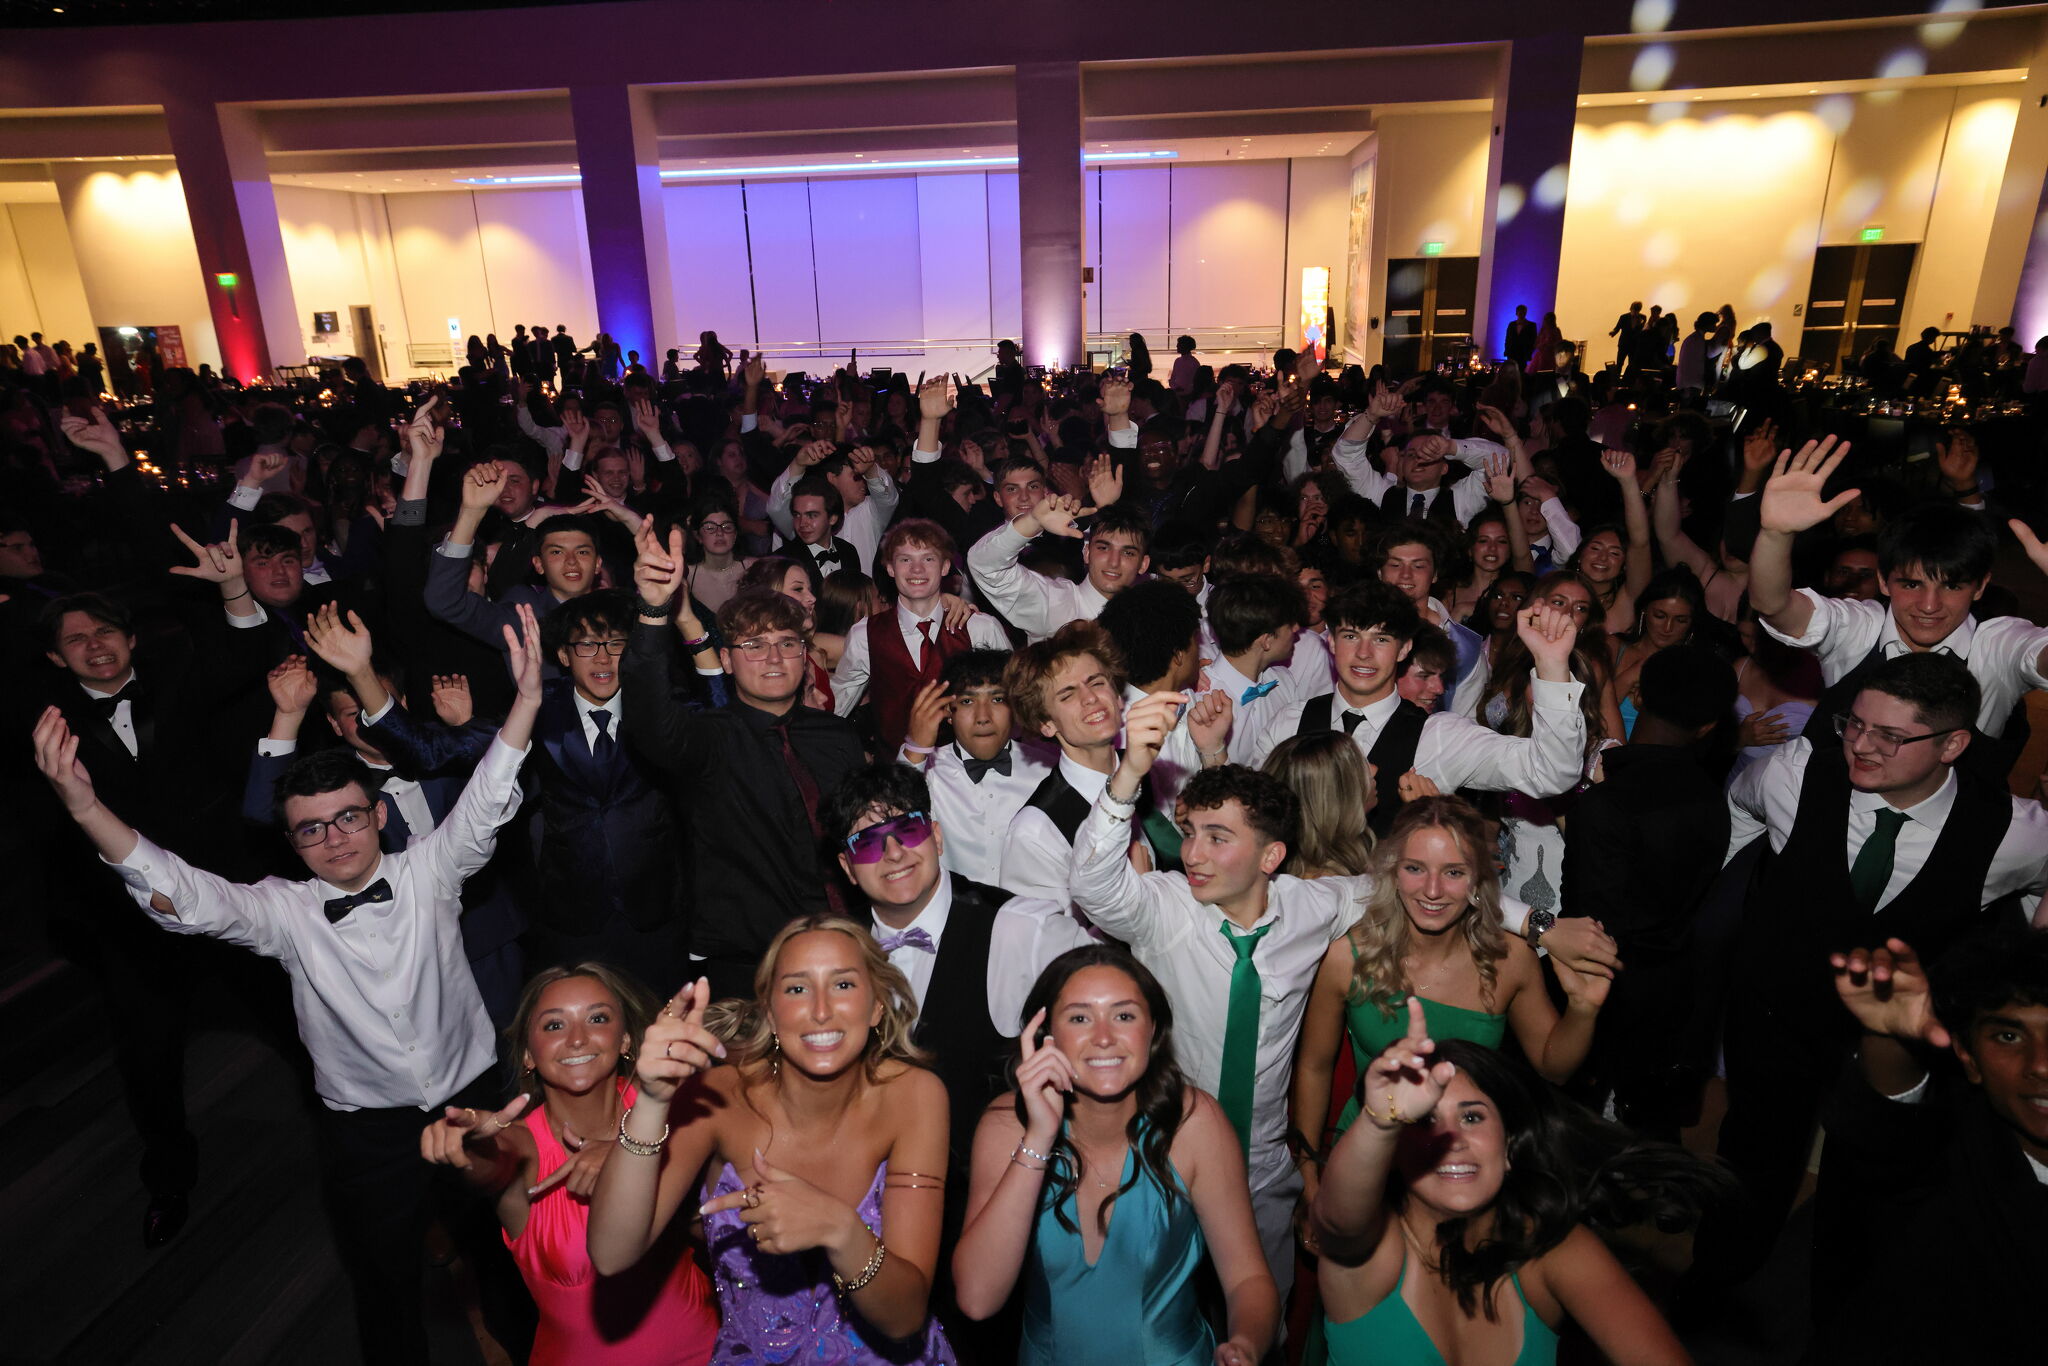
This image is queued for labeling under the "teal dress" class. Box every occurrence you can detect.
[1020,1127,1213,1366]
[1325,1249,1557,1366]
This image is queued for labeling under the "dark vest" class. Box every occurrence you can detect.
[913,876,1014,1184]
[1024,768,1092,846]
[1739,746,2012,1043]
[1801,638,2028,786]
[866,608,971,755]
[1298,693,1430,836]
[1379,478,1463,527]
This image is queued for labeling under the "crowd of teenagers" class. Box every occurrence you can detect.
[5,313,2048,1366]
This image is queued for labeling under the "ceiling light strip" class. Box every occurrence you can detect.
[453,149,1175,187]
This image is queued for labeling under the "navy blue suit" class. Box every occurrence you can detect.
[243,726,526,1028]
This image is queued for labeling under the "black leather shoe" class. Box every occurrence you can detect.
[143,1194,189,1249]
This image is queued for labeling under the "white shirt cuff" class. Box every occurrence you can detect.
[362,697,397,726]
[227,603,267,629]
[435,539,476,560]
[257,738,298,757]
[228,483,262,511]
[1882,1073,1932,1105]
[1106,425,1138,450]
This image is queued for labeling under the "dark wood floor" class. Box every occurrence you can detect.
[0,926,504,1366]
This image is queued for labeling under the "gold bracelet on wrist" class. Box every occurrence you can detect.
[832,1224,887,1295]
[616,1113,669,1156]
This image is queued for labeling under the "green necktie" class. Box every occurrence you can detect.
[1849,808,1911,910]
[1135,774,1183,872]
[1217,921,1273,1157]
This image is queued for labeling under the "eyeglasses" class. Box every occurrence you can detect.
[843,811,933,864]
[734,637,808,660]
[1832,713,1959,757]
[288,803,376,848]
[569,638,628,657]
[697,521,736,534]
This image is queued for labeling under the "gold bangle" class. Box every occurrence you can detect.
[616,1113,668,1156]
[1356,1088,1415,1129]
[832,1225,887,1295]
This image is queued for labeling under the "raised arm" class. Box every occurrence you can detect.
[1312,999,1455,1261]
[1484,455,1538,574]
[1501,936,1606,1084]
[955,1010,1074,1316]
[1649,452,1714,581]
[964,494,1089,640]
[1751,436,1858,636]
[1069,691,1190,942]
[1603,449,1653,602]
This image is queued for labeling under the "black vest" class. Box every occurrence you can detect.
[1298,694,1430,836]
[913,877,1014,1177]
[1738,746,2012,1043]
[1379,478,1463,527]
[1801,639,2028,786]
[1024,769,1092,846]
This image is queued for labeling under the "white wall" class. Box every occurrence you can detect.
[49,164,220,371]
[1,201,96,351]
[1905,87,2024,337]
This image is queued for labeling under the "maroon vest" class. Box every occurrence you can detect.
[868,607,971,753]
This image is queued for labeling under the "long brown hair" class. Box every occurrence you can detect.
[1476,569,1610,757]
[1262,731,1375,877]
[508,961,662,1107]
[1346,797,1510,1016]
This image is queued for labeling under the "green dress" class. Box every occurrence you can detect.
[1334,991,1507,1135]
[1324,1249,1558,1366]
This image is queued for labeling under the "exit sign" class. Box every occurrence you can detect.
[215,272,238,288]
[1421,241,1445,257]
[1860,226,1885,243]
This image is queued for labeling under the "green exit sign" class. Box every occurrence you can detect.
[1859,226,1885,243]
[1421,240,1445,257]
[215,272,239,288]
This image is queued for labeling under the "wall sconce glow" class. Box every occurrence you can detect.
[453,150,1177,187]
[1860,225,1886,243]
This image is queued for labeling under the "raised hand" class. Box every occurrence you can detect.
[1830,938,1951,1048]
[169,518,245,586]
[1118,691,1189,783]
[267,655,319,716]
[1515,600,1580,681]
[304,602,375,678]
[2009,518,2048,579]
[503,601,544,702]
[461,461,508,512]
[635,977,726,1103]
[847,443,878,479]
[903,679,950,752]
[242,449,289,488]
[1248,393,1279,433]
[1519,474,1559,506]
[1473,403,1515,443]
[744,354,767,390]
[1098,376,1132,420]
[1292,349,1321,389]
[1740,419,1780,477]
[1759,435,1858,535]
[917,373,953,418]
[1212,379,1239,417]
[430,674,473,726]
[1600,447,1637,483]
[632,520,684,610]
[59,406,129,468]
[406,396,444,462]
[631,395,662,440]
[1937,431,1980,494]
[32,705,97,815]
[1484,450,1516,506]
[1187,689,1232,760]
[698,1147,861,1257]
[1395,770,1440,803]
[526,1122,616,1201]
[795,438,835,469]
[939,593,978,633]
[420,1093,531,1172]
[1015,1007,1075,1148]
[1359,997,1456,1131]
[561,408,590,454]
[1029,492,1092,540]
[1084,451,1123,508]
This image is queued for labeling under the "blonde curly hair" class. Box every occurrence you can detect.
[712,916,930,1097]
[1346,796,1509,1017]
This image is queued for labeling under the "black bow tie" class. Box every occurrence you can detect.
[88,679,143,721]
[811,546,842,566]
[324,878,392,924]
[962,748,1012,784]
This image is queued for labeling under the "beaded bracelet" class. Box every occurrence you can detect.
[616,1113,669,1156]
[1016,1141,1053,1164]
[833,1225,887,1295]
[679,631,713,649]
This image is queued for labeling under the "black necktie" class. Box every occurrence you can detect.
[323,877,392,924]
[590,708,616,765]
[1341,709,1368,735]
[963,747,1013,784]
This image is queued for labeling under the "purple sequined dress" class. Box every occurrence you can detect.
[702,1161,955,1366]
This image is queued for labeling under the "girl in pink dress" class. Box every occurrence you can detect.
[423,963,718,1366]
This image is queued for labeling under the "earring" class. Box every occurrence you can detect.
[770,1033,782,1078]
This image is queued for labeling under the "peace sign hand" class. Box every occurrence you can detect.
[169,518,245,586]
[636,977,727,1103]
[420,1093,531,1170]
[1359,997,1456,1132]
[1015,1007,1075,1149]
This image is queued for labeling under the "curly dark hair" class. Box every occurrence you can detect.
[1178,764,1298,849]
[1012,946,1190,1237]
[1401,1041,1734,1319]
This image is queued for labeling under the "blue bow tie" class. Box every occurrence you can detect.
[1240,680,1279,706]
[877,927,936,955]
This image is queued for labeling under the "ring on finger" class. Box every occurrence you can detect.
[665,1041,674,1060]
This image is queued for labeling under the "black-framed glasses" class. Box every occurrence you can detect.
[844,811,933,864]
[1832,712,1959,757]
[569,638,628,657]
[288,804,376,848]
[734,637,808,660]
[696,520,737,535]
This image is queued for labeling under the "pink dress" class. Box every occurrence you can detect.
[505,1083,719,1366]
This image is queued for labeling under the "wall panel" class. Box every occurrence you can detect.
[743,178,821,350]
[4,201,96,350]
[984,171,1023,352]
[1097,165,1170,338]
[1167,161,1289,340]
[810,175,923,353]
[384,191,497,357]
[664,180,756,347]
[473,188,597,350]
[917,171,992,379]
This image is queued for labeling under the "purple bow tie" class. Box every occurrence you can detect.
[877,927,936,955]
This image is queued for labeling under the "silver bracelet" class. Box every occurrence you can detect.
[616,1113,668,1156]
[1016,1141,1053,1165]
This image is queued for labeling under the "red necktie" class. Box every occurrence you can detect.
[773,716,846,915]
[917,619,936,678]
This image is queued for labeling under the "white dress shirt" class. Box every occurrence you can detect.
[1761,590,2048,738]
[571,687,624,754]
[1242,674,1586,799]
[1069,792,1372,1192]
[1725,736,2048,921]
[1002,752,1120,904]
[767,464,900,573]
[926,739,1054,888]
[874,875,1099,1034]
[108,735,530,1110]
[968,519,1111,642]
[832,600,1012,714]
[80,678,138,757]
[1331,436,1507,527]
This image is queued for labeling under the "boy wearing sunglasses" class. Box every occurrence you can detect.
[1708,651,2048,1284]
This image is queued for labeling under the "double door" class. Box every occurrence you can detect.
[1799,243,1918,372]
[1382,255,1478,377]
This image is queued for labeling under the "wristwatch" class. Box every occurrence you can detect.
[1524,907,1557,947]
